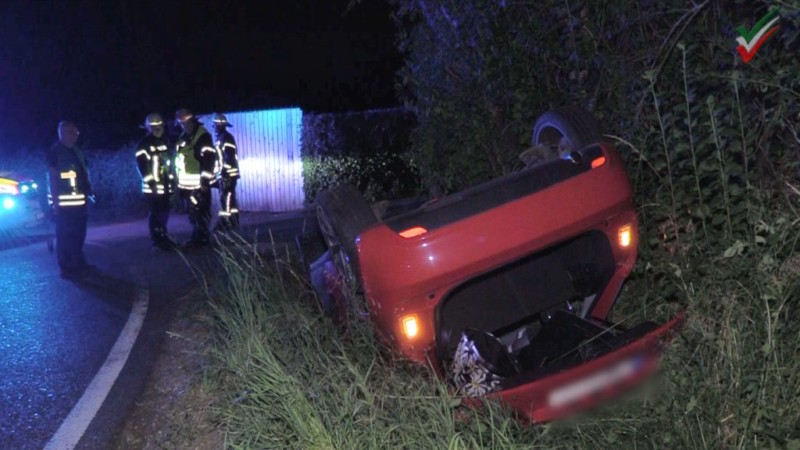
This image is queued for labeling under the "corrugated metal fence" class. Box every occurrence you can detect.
[201,108,304,212]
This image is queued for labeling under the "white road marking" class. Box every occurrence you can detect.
[44,284,149,450]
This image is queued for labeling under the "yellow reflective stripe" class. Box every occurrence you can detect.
[143,174,154,182]
[59,200,86,206]
[223,143,236,149]
[59,193,85,200]
[200,171,215,179]
[136,150,149,158]
[156,145,168,151]
[201,146,216,154]
[152,155,160,182]
[60,170,77,179]
[178,173,201,182]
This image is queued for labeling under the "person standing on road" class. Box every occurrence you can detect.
[136,113,178,251]
[211,113,240,232]
[174,108,217,248]
[46,121,95,279]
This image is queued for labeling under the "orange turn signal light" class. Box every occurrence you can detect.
[618,224,633,248]
[401,315,420,339]
[591,156,607,169]
[399,226,428,238]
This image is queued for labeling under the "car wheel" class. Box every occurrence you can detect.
[532,106,602,160]
[315,184,378,293]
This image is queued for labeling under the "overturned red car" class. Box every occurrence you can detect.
[304,106,684,422]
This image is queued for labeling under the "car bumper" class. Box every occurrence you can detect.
[490,311,685,422]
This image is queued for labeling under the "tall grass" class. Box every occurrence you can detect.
[202,239,544,449]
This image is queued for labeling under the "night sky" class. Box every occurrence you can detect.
[0,0,401,151]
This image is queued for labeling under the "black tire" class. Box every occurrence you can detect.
[315,184,378,290]
[532,106,602,158]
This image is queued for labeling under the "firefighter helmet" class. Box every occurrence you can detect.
[142,113,165,130]
[175,108,196,125]
[211,113,233,128]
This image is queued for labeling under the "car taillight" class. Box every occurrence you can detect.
[618,224,633,248]
[401,314,420,339]
[399,226,427,238]
[591,156,606,169]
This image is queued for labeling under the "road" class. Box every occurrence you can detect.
[0,210,314,450]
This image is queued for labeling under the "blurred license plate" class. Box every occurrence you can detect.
[548,356,641,407]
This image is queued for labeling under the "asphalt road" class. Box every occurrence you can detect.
[0,209,314,450]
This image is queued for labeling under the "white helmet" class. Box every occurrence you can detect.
[143,113,165,131]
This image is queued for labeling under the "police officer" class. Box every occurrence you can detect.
[136,113,177,251]
[174,108,217,247]
[211,113,240,232]
[46,121,94,279]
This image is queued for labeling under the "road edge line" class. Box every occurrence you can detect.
[44,284,149,450]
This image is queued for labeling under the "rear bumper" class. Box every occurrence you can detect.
[491,311,685,422]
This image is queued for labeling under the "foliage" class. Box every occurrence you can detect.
[301,107,423,203]
[303,152,421,204]
[84,143,146,220]
[390,0,800,196]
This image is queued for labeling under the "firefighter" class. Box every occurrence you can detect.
[211,113,240,232]
[174,108,217,248]
[46,121,95,279]
[136,113,178,251]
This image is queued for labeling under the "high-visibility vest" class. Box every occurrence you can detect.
[48,143,91,207]
[215,130,240,181]
[175,126,214,189]
[135,135,173,195]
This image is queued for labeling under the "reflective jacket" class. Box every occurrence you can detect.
[215,130,240,182]
[135,134,173,195]
[46,142,92,208]
[175,125,216,190]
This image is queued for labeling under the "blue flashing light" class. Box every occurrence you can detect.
[2,197,14,210]
[21,185,30,193]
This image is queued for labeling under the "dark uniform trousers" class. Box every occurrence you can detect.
[56,205,88,272]
[147,193,172,244]
[187,188,212,243]
[217,179,239,231]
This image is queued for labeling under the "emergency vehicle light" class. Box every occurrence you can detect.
[2,197,15,210]
[0,183,18,195]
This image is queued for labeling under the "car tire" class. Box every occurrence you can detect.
[532,106,602,160]
[315,184,378,291]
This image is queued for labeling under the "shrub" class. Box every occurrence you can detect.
[301,108,423,203]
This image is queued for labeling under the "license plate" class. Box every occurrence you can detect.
[548,356,642,407]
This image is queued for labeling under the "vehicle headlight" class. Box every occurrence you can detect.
[2,197,15,210]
